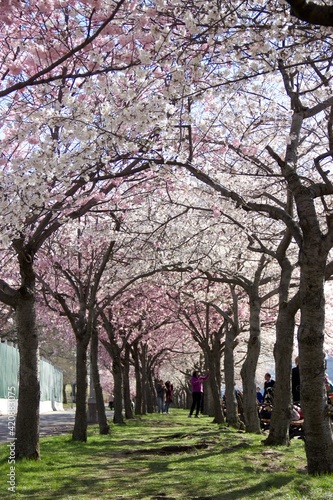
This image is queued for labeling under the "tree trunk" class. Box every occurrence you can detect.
[299,247,333,473]
[63,384,67,404]
[90,328,110,435]
[141,346,148,414]
[279,92,333,473]
[224,325,241,428]
[72,337,89,441]
[132,344,143,415]
[240,294,261,433]
[15,294,40,460]
[100,335,124,424]
[123,344,134,419]
[207,351,224,423]
[264,299,296,446]
[262,215,299,445]
[203,381,213,416]
[112,353,124,424]
[146,367,156,413]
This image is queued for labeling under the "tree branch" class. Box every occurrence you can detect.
[286,0,333,27]
[0,280,19,307]
[0,1,127,98]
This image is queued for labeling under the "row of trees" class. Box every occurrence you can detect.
[1,0,333,475]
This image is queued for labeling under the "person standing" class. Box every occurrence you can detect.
[164,381,173,414]
[263,373,275,400]
[156,379,165,413]
[188,369,210,418]
[256,387,263,404]
[292,356,301,404]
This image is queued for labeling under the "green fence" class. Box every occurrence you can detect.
[40,357,63,407]
[0,340,63,407]
[0,341,19,398]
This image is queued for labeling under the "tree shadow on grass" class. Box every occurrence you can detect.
[189,475,295,500]
[14,445,297,500]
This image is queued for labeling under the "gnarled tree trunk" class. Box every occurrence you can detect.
[2,247,41,460]
[280,98,333,472]
[141,345,149,413]
[299,244,333,473]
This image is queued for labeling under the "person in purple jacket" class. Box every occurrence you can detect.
[188,369,210,418]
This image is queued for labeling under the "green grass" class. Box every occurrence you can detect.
[0,409,332,499]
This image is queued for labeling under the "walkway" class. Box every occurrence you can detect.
[0,409,113,443]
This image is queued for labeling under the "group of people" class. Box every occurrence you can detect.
[256,372,275,405]
[110,359,333,424]
[156,360,333,422]
[258,361,299,406]
[156,379,173,414]
[257,365,300,405]
[257,357,333,431]
[156,368,211,418]
[292,356,333,405]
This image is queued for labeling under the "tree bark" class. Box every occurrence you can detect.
[298,244,333,473]
[90,328,110,435]
[204,380,214,416]
[286,0,333,27]
[146,367,156,413]
[280,100,333,472]
[112,352,124,424]
[264,298,297,446]
[141,345,148,414]
[207,350,225,423]
[264,237,299,446]
[3,246,41,460]
[132,343,143,414]
[241,293,261,433]
[15,292,40,459]
[72,336,89,441]
[123,343,134,419]
[224,324,241,428]
[99,319,125,424]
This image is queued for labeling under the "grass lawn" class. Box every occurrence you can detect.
[0,409,332,499]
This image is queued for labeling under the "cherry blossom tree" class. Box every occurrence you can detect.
[37,214,123,439]
[169,59,333,473]
[108,2,333,472]
[196,255,278,431]
[2,0,333,478]
[0,0,240,457]
[99,273,195,419]
[0,0,146,458]
[164,279,228,423]
[0,0,270,457]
